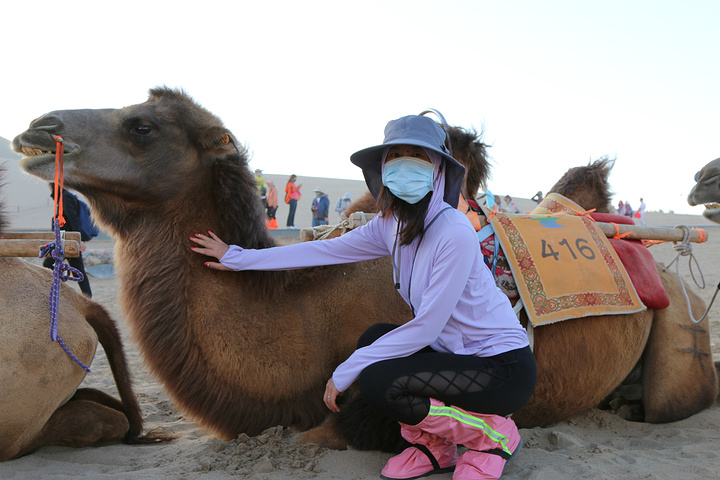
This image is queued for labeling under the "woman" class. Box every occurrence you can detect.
[284,174,302,228]
[265,180,279,229]
[617,200,626,216]
[191,115,536,480]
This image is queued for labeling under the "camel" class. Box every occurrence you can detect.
[688,157,720,224]
[11,88,717,454]
[0,169,167,460]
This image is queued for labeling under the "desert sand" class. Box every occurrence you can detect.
[2,205,720,479]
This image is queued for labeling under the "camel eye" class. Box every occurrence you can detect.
[134,126,152,135]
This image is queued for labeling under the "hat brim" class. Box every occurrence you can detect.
[350,139,465,208]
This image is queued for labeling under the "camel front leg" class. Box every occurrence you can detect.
[15,396,130,459]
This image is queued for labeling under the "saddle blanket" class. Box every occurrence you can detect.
[488,194,647,326]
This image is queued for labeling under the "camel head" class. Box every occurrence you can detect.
[687,157,720,224]
[548,156,615,213]
[446,126,491,199]
[11,87,269,245]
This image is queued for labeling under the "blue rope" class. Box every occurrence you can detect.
[38,219,91,372]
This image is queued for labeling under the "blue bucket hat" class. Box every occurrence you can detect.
[350,115,466,208]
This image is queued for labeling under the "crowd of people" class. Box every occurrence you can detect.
[617,198,647,225]
[252,170,359,229]
[254,169,648,231]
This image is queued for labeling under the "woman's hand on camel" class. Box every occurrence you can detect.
[190,231,232,271]
[323,378,342,413]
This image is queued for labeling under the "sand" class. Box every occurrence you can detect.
[2,214,720,479]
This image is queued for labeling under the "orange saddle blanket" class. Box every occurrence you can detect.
[485,194,669,326]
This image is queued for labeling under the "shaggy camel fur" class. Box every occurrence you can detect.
[11,89,717,453]
[0,170,164,460]
[688,157,720,224]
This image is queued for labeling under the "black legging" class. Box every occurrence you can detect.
[356,323,536,425]
[286,199,298,227]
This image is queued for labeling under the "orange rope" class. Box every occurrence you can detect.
[643,239,667,247]
[486,204,498,220]
[610,222,632,239]
[693,227,708,243]
[578,208,596,219]
[53,136,65,227]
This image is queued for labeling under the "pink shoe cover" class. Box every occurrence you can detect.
[452,417,521,480]
[380,422,458,480]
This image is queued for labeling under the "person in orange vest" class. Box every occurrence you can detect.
[284,174,302,228]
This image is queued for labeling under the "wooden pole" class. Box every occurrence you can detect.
[594,223,707,243]
[1,232,82,242]
[0,231,82,258]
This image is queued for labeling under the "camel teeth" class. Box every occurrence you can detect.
[20,147,51,157]
[705,203,720,210]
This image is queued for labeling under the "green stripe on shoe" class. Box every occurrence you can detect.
[428,405,511,455]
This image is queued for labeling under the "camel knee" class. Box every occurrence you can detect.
[35,399,130,451]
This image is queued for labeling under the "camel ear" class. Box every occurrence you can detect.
[196,126,239,155]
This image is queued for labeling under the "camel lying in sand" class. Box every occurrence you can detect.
[688,157,720,223]
[11,88,717,453]
[0,175,165,460]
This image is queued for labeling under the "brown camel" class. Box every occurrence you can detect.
[11,88,717,453]
[687,157,720,223]
[0,169,166,461]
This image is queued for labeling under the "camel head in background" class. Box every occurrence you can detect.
[687,157,720,224]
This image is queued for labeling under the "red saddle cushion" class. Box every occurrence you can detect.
[589,213,670,309]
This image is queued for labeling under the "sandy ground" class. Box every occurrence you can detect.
[2,213,720,480]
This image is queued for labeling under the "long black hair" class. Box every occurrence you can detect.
[377,186,431,247]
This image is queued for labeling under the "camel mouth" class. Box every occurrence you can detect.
[15,141,78,177]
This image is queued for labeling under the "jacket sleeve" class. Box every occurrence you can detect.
[220,216,391,270]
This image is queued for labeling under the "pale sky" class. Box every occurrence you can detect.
[1,0,718,215]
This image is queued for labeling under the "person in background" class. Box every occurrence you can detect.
[42,183,93,298]
[335,191,353,221]
[311,187,330,227]
[191,114,536,480]
[531,191,543,204]
[617,200,626,216]
[503,195,520,213]
[637,198,647,226]
[624,201,634,218]
[265,181,279,229]
[494,195,504,212]
[254,169,267,210]
[284,174,302,228]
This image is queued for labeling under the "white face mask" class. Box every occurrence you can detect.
[381,157,434,204]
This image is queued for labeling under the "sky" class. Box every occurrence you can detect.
[1,0,718,215]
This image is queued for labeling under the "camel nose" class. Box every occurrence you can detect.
[28,113,63,132]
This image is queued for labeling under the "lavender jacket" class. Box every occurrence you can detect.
[220,207,529,392]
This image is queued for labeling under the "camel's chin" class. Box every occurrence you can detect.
[19,153,57,180]
[702,204,720,224]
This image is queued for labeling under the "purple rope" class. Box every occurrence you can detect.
[38,219,91,372]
